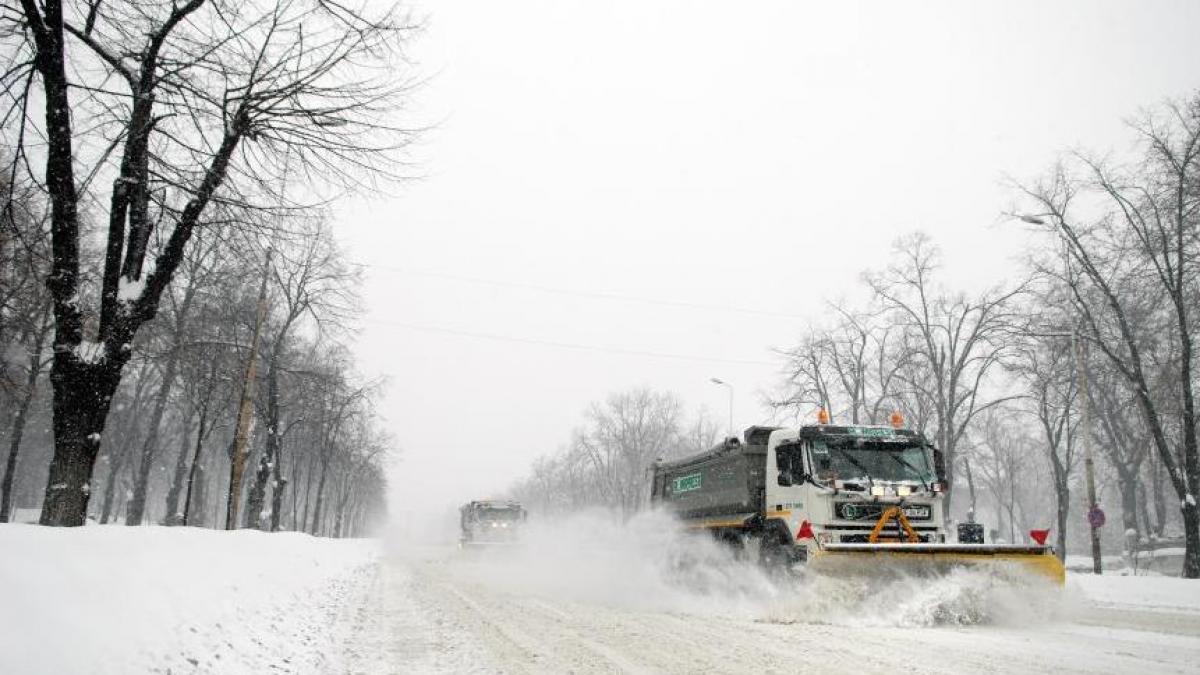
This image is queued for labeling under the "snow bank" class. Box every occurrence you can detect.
[0,524,376,675]
[1071,573,1200,615]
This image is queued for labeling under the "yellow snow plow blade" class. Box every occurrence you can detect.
[810,543,1066,585]
[807,507,1065,585]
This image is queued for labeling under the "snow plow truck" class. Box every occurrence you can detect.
[650,418,1065,584]
[459,500,526,548]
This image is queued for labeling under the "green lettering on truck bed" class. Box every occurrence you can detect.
[672,473,702,493]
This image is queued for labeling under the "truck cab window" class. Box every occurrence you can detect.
[776,442,805,485]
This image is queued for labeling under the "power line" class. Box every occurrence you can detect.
[355,264,808,320]
[362,318,778,367]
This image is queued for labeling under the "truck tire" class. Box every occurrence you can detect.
[713,529,747,560]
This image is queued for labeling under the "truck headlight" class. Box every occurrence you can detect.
[896,485,912,497]
[870,485,887,497]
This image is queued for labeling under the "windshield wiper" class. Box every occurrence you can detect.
[829,446,874,490]
[885,451,930,492]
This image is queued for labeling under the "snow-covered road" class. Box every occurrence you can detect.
[361,547,1200,675]
[3,521,1199,674]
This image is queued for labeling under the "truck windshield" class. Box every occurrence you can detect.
[480,508,522,521]
[810,438,934,484]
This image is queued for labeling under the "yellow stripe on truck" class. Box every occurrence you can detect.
[688,518,751,529]
[689,515,792,530]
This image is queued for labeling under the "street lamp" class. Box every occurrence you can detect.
[1071,330,1104,575]
[1017,210,1104,574]
[710,378,734,441]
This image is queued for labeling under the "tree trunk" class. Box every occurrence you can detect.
[1151,459,1168,537]
[94,365,152,523]
[247,333,287,529]
[1055,483,1070,563]
[334,483,353,538]
[1185,503,1200,578]
[163,417,194,525]
[269,442,287,532]
[41,358,123,526]
[244,454,271,530]
[182,410,208,526]
[99,447,128,524]
[125,353,179,525]
[1137,479,1155,539]
[0,323,49,522]
[301,452,316,532]
[288,448,302,531]
[1115,466,1139,539]
[188,463,208,528]
[310,457,330,536]
[962,455,977,522]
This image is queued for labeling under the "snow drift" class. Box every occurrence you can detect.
[0,524,375,675]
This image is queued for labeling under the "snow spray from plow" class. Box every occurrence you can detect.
[447,510,1066,628]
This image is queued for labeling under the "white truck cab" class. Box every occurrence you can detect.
[761,424,947,561]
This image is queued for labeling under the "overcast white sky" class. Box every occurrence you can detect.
[334,1,1200,519]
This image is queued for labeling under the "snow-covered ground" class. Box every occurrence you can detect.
[3,517,1200,674]
[0,524,376,674]
[1073,573,1200,615]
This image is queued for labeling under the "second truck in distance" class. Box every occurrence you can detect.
[459,499,527,548]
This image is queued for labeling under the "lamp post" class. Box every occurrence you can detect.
[1071,330,1103,574]
[710,378,734,441]
[1019,212,1102,574]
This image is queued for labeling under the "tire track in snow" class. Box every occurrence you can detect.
[358,548,1200,675]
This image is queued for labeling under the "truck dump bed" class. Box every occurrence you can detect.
[650,426,777,520]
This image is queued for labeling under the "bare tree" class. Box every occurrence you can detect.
[772,306,908,426]
[124,233,222,525]
[866,233,1022,516]
[1012,330,1079,561]
[0,176,53,522]
[1017,94,1200,577]
[969,407,1059,549]
[5,0,415,525]
[245,223,358,529]
[510,390,714,517]
[574,389,683,518]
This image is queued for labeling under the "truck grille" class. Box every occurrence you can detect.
[834,502,932,522]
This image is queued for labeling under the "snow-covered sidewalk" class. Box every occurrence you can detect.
[0,524,376,674]
[1071,573,1200,615]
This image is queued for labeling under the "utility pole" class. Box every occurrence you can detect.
[1021,213,1105,574]
[226,248,273,530]
[710,378,734,440]
[1073,330,1103,574]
